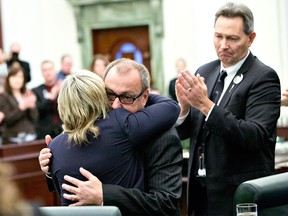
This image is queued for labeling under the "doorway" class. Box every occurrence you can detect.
[92,25,153,83]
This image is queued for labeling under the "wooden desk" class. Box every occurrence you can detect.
[0,140,60,206]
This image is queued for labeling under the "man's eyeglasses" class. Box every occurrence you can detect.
[106,89,145,105]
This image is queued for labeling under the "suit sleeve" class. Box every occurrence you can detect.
[116,94,180,146]
[102,127,183,216]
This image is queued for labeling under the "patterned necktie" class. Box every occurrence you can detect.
[211,70,227,104]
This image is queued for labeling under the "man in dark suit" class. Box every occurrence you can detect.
[32,60,62,139]
[7,43,31,83]
[39,58,183,216]
[175,2,281,216]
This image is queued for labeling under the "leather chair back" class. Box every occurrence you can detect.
[233,172,288,216]
[39,206,122,216]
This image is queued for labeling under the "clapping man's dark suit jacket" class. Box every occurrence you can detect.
[176,52,281,215]
[32,84,62,139]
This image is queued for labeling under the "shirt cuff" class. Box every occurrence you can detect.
[175,110,189,126]
[45,173,52,179]
[205,103,215,121]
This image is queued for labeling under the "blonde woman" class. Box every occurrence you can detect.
[48,70,180,205]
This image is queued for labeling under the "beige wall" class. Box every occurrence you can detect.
[163,0,288,95]
[1,0,287,94]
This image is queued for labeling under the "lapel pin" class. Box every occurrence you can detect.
[233,74,243,85]
[229,74,243,92]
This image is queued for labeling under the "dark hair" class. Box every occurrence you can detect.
[5,66,26,94]
[214,2,254,35]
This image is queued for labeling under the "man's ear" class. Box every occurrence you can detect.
[142,88,150,104]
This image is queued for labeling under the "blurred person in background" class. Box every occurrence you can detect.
[32,60,62,140]
[56,54,73,81]
[169,58,187,102]
[0,48,10,93]
[0,66,38,144]
[6,43,31,83]
[89,54,110,78]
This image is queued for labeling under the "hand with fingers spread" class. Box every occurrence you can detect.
[62,167,103,206]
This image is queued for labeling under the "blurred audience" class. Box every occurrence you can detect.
[6,43,31,83]
[56,54,73,81]
[89,54,109,78]
[32,60,62,139]
[168,58,187,102]
[0,66,38,144]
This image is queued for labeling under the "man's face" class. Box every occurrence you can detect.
[42,62,57,84]
[61,57,73,74]
[93,59,106,78]
[104,66,149,113]
[214,16,256,68]
[11,43,20,53]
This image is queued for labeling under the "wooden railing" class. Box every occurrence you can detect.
[0,140,60,206]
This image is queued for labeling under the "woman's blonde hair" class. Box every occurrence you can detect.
[58,70,111,145]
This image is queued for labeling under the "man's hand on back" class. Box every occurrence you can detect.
[62,167,103,206]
